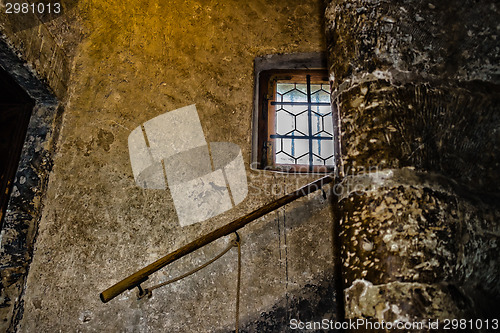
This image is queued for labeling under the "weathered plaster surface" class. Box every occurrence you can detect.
[325,0,500,192]
[340,173,499,290]
[326,0,500,329]
[344,280,471,328]
[339,171,499,323]
[1,0,339,332]
[325,0,500,89]
[337,81,500,192]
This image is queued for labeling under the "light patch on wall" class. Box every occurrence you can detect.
[128,104,248,226]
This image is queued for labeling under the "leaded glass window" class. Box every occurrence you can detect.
[265,71,335,172]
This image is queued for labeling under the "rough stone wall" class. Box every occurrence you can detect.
[2,0,340,332]
[0,39,64,333]
[0,2,82,331]
[326,0,500,330]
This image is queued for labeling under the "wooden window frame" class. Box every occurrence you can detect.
[255,69,336,173]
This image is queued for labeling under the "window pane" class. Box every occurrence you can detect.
[295,83,308,95]
[277,83,307,102]
[322,115,334,136]
[279,104,308,116]
[310,114,334,137]
[295,111,309,135]
[283,138,308,159]
[276,138,309,164]
[276,83,295,95]
[312,139,334,165]
[276,151,294,164]
[296,152,309,165]
[275,110,294,135]
[311,112,322,136]
[311,105,331,115]
[311,87,330,103]
[310,84,322,92]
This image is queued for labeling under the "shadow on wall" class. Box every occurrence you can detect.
[233,270,338,333]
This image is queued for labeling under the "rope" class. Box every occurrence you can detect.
[235,234,241,333]
[138,234,242,333]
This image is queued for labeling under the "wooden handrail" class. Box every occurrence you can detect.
[100,175,335,303]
